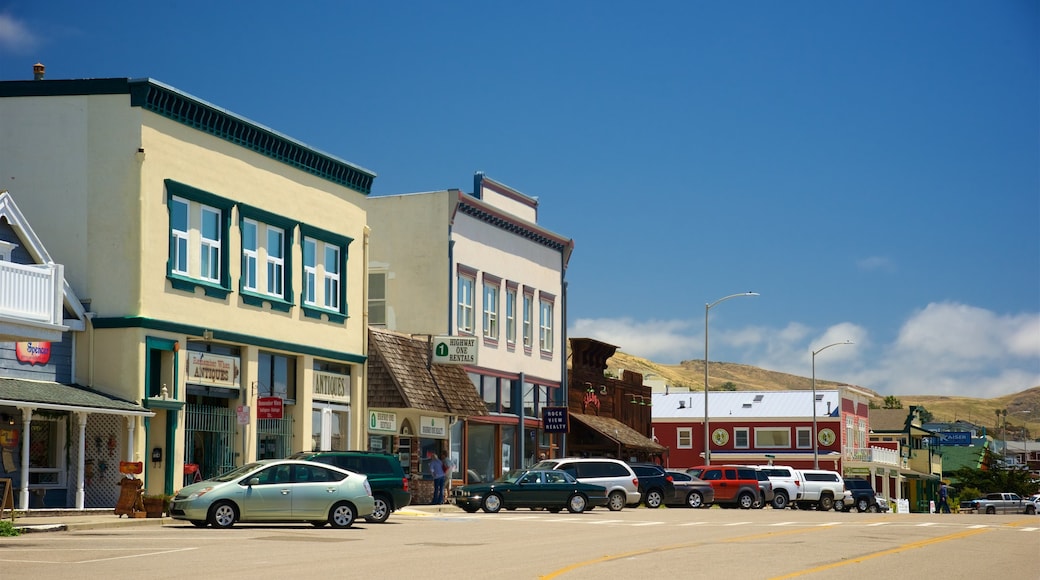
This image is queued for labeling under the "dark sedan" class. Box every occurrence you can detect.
[666,470,715,508]
[452,469,609,514]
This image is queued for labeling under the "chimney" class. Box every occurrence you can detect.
[827,401,832,415]
[33,62,45,80]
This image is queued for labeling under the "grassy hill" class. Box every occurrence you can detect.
[606,351,1040,439]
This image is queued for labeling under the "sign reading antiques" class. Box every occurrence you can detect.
[313,370,350,403]
[186,352,241,389]
[432,336,478,365]
[257,397,283,420]
[542,407,569,433]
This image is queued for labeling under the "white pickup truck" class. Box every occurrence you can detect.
[960,492,1038,514]
[793,469,845,511]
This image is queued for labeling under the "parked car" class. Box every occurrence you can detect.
[746,466,775,509]
[960,492,1038,515]
[289,450,411,523]
[666,470,715,508]
[795,469,845,511]
[170,459,375,529]
[629,463,676,508]
[837,477,881,512]
[452,469,608,514]
[757,465,802,509]
[686,465,760,509]
[531,457,641,511]
[875,494,891,513]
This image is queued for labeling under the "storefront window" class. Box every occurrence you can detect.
[466,423,495,483]
[29,416,66,486]
[502,425,515,471]
[258,351,297,401]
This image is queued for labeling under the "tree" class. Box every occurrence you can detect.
[917,407,934,422]
[883,396,903,409]
[719,381,737,391]
[948,466,1035,498]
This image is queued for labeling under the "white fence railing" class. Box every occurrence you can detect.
[843,445,902,467]
[0,261,63,325]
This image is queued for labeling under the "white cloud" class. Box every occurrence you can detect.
[0,13,38,53]
[857,256,895,272]
[570,302,1040,398]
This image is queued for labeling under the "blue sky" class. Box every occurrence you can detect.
[1,1,1037,398]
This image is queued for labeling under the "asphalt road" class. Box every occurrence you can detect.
[2,507,1036,579]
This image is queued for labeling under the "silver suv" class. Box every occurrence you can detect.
[532,458,640,511]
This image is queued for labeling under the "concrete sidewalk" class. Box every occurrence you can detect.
[5,503,462,533]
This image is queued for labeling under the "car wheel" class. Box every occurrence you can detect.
[985,506,996,514]
[857,498,870,513]
[189,520,208,528]
[868,505,879,513]
[771,492,789,510]
[207,501,237,529]
[365,495,391,524]
[311,521,327,527]
[1026,505,1036,515]
[567,493,588,514]
[607,491,626,511]
[482,493,503,513]
[686,491,704,509]
[645,489,663,509]
[738,491,756,509]
[818,495,834,511]
[329,502,356,529]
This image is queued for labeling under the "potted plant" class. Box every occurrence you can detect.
[142,494,171,518]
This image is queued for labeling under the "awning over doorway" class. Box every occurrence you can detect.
[0,377,152,416]
[570,412,666,453]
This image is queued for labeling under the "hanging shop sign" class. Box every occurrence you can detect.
[257,397,283,420]
[542,407,569,433]
[313,371,350,403]
[186,352,241,389]
[431,336,478,365]
[15,342,51,365]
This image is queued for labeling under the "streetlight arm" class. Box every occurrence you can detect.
[812,340,854,357]
[707,292,760,310]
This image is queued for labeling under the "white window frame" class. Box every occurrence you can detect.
[265,225,285,297]
[323,245,340,310]
[483,282,499,339]
[303,238,317,305]
[522,292,533,348]
[170,196,190,275]
[796,427,813,449]
[677,427,693,449]
[241,219,258,291]
[539,298,553,352]
[199,205,222,282]
[505,287,517,344]
[28,415,68,488]
[457,274,475,333]
[754,427,792,449]
[734,427,750,449]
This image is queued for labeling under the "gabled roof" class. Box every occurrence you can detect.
[940,438,990,472]
[869,408,913,433]
[652,390,841,419]
[366,327,488,416]
[0,190,86,329]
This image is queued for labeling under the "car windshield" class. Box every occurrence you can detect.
[210,462,265,482]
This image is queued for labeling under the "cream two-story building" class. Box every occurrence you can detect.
[0,74,374,499]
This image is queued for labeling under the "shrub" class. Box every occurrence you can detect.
[0,520,20,537]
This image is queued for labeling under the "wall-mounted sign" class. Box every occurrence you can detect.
[369,411,397,432]
[420,415,447,438]
[818,428,836,446]
[543,407,569,433]
[711,428,730,446]
[186,352,241,389]
[431,336,478,365]
[15,342,51,365]
[313,371,350,403]
[236,405,250,425]
[937,431,972,446]
[257,397,283,420]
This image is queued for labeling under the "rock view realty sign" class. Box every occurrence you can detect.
[432,336,478,365]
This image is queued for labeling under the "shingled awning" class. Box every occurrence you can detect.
[570,412,665,453]
[0,377,153,416]
[367,328,488,417]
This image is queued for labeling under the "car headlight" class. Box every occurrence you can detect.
[185,486,215,500]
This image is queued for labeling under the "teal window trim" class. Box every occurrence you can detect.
[237,203,296,307]
[92,316,367,364]
[299,223,353,320]
[145,336,180,399]
[165,179,234,297]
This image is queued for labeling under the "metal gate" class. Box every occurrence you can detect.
[257,417,293,459]
[184,404,237,481]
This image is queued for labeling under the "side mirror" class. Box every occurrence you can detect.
[248,477,260,486]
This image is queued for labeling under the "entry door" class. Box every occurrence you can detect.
[312,404,350,451]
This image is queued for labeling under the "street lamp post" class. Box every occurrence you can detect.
[704,291,758,465]
[811,340,853,469]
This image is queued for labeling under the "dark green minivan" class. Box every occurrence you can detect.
[289,451,411,523]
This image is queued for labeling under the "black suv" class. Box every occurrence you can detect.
[838,477,879,513]
[289,451,411,523]
[628,463,675,509]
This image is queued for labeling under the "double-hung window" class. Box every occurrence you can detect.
[238,205,294,311]
[539,294,554,353]
[300,224,351,323]
[482,275,500,340]
[505,284,517,344]
[457,270,475,334]
[522,289,534,348]
[368,271,387,326]
[166,180,233,298]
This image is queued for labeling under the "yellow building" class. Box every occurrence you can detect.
[0,75,374,498]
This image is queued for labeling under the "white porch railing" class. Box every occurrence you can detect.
[843,445,902,467]
[0,261,64,325]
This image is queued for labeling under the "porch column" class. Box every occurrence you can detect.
[18,407,31,510]
[125,416,136,462]
[75,411,88,509]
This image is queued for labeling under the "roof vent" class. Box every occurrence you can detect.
[678,400,686,409]
[753,394,764,402]
[33,62,45,80]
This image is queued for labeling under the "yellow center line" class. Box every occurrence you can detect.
[767,527,993,580]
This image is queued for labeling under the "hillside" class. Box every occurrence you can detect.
[606,351,1040,438]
